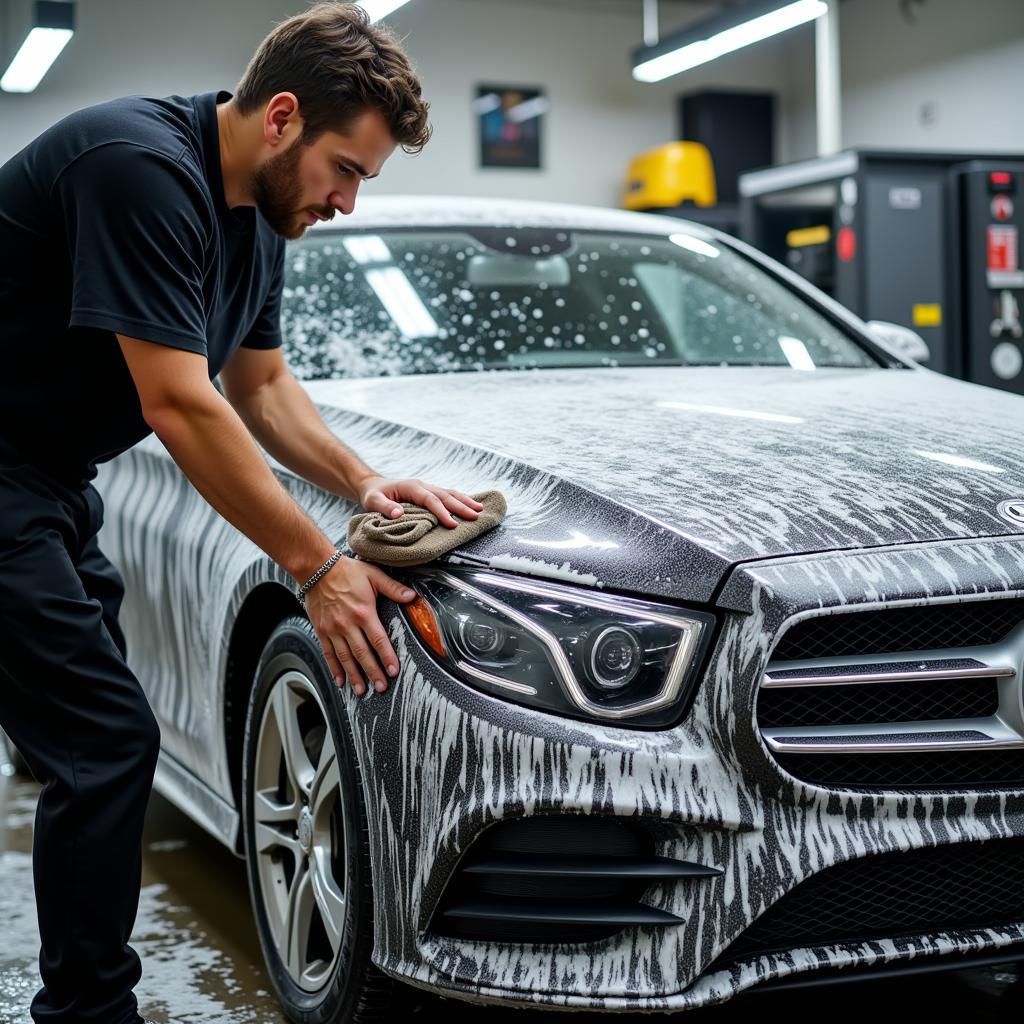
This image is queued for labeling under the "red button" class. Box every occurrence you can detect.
[837,227,857,262]
[992,194,1014,221]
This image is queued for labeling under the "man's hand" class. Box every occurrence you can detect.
[357,475,485,529]
[303,556,417,696]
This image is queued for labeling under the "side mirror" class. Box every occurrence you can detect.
[865,320,931,363]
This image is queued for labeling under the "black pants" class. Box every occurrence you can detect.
[0,457,159,1024]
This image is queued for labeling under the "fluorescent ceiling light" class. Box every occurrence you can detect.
[656,401,803,424]
[357,0,413,22]
[633,0,826,83]
[669,234,720,259]
[1,28,72,92]
[364,267,440,338]
[912,450,1006,474]
[506,96,549,124]
[471,93,502,115]
[1,2,75,94]
[520,531,620,551]
[343,235,392,265]
[778,335,816,371]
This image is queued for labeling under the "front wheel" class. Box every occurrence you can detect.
[240,615,403,1023]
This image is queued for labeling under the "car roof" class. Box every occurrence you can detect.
[307,194,717,238]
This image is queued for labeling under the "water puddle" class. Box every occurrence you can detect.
[0,776,285,1023]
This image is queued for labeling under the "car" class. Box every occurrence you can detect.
[67,195,1024,1018]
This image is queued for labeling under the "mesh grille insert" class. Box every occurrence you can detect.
[718,835,1024,963]
[756,676,1000,728]
[772,599,1024,663]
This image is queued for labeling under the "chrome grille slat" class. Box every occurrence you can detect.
[763,718,1024,754]
[762,656,1014,689]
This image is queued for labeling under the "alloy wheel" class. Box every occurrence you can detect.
[252,669,347,992]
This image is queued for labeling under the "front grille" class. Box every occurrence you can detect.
[757,598,1024,792]
[757,676,1000,728]
[714,835,1024,965]
[427,815,721,944]
[772,599,1024,662]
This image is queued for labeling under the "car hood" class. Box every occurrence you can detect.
[305,366,1024,603]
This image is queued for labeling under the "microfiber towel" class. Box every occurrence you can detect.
[347,489,507,566]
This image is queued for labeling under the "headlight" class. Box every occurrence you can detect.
[398,567,715,727]
[587,626,642,690]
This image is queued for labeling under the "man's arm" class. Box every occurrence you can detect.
[219,343,377,500]
[117,334,415,696]
[219,345,483,526]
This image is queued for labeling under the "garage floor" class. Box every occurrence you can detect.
[1,774,1021,1023]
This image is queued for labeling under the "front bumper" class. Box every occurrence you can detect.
[347,535,1024,1012]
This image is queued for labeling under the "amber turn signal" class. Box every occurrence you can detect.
[405,594,447,658]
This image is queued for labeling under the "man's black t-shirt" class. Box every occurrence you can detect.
[0,88,286,486]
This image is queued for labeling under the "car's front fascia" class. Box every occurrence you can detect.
[333,531,1024,1012]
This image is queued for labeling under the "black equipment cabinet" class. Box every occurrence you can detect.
[679,89,775,206]
[951,160,1024,393]
[738,149,1024,394]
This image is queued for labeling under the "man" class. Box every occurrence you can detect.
[0,4,480,1023]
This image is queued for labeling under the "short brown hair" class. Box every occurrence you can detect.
[235,2,431,154]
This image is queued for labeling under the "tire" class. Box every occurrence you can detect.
[241,614,405,1023]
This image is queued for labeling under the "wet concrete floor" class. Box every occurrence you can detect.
[1,771,1022,1023]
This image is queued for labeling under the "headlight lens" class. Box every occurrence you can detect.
[587,626,642,690]
[459,619,508,660]
[399,567,715,726]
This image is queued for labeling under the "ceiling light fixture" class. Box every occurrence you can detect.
[632,0,826,83]
[656,401,803,424]
[356,0,413,23]
[1,1,75,93]
[364,266,440,338]
[506,95,549,124]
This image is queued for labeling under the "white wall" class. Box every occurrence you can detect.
[785,0,1024,159]
[0,0,799,207]
[371,0,800,204]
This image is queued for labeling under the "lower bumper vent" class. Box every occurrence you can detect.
[428,815,721,944]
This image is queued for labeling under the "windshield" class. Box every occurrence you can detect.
[280,227,879,379]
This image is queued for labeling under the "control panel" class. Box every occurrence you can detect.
[954,161,1024,394]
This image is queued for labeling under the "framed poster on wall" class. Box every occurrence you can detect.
[473,84,546,169]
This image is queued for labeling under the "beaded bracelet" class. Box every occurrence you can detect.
[295,549,344,605]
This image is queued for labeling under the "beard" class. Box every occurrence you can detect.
[250,136,317,240]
